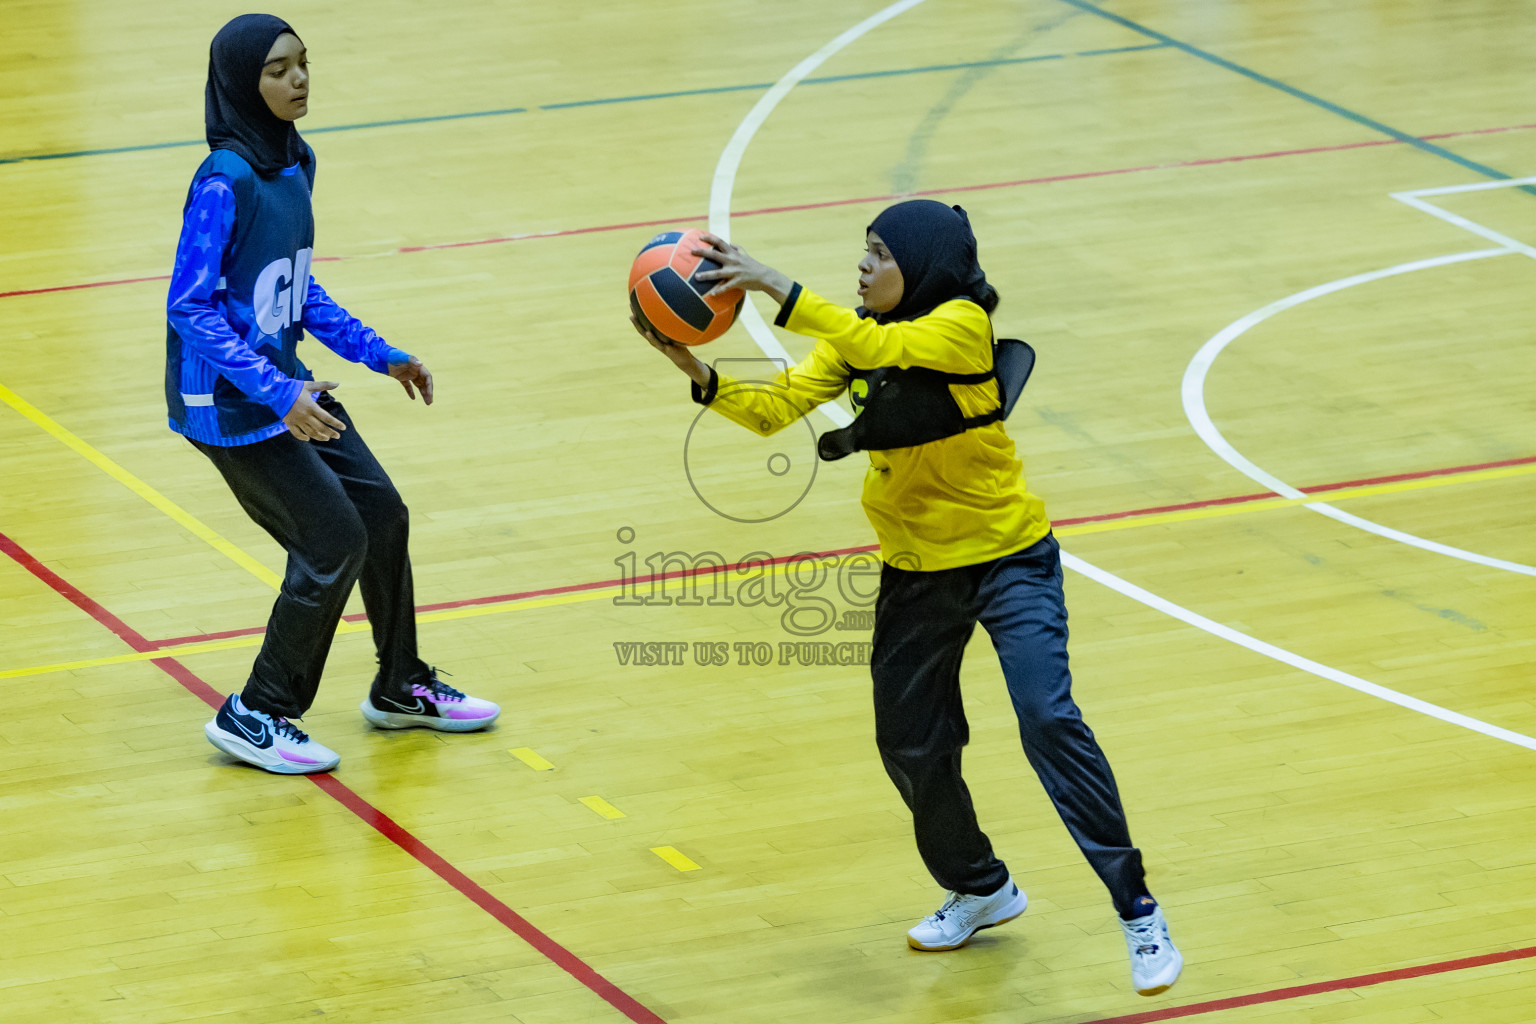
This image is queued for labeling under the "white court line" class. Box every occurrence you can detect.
[1182,247,1536,578]
[1395,174,1536,198]
[1392,193,1536,260]
[1063,551,1536,751]
[704,0,935,428]
[708,6,1536,752]
[1392,175,1536,261]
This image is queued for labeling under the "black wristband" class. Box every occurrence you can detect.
[773,282,803,328]
[690,364,720,405]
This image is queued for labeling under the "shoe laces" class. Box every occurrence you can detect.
[925,890,981,925]
[1123,914,1162,957]
[423,667,465,702]
[271,716,310,743]
[241,702,310,744]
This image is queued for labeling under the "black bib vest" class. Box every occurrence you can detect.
[818,338,1035,461]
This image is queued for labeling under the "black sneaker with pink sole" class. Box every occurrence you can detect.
[360,669,500,732]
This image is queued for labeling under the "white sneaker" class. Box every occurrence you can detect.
[1120,901,1183,995]
[205,694,340,774]
[906,877,1027,951]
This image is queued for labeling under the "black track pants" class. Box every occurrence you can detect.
[870,533,1150,916]
[190,394,428,718]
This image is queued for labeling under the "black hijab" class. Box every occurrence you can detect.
[206,14,309,177]
[866,200,997,323]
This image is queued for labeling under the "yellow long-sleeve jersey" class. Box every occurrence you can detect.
[698,285,1051,571]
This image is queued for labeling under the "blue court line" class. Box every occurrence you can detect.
[304,107,528,133]
[543,43,1168,107]
[0,43,1167,166]
[1056,0,1520,187]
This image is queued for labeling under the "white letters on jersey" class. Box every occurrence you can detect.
[292,247,312,324]
[252,247,314,337]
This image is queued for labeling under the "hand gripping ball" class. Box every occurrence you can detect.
[629,228,744,346]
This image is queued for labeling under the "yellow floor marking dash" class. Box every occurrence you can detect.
[509,747,555,771]
[651,846,700,871]
[579,796,626,819]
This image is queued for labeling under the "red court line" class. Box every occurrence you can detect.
[1300,453,1536,494]
[0,273,173,299]
[0,531,154,653]
[6,120,1536,300]
[7,526,1536,1022]
[150,543,887,647]
[1422,122,1536,140]
[1079,944,1536,1024]
[309,773,665,1023]
[0,532,670,1024]
[0,256,341,300]
[1062,453,1536,526]
[397,215,702,252]
[147,452,1536,650]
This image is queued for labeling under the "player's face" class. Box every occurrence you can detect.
[858,231,904,313]
[259,32,309,121]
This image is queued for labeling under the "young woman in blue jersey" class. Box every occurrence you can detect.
[166,14,499,774]
[633,202,1182,996]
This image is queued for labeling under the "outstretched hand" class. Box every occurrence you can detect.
[632,315,712,388]
[283,380,346,441]
[690,233,792,303]
[388,354,434,405]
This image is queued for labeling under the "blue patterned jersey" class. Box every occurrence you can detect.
[164,150,406,445]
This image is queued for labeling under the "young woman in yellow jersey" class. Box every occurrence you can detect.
[633,200,1181,997]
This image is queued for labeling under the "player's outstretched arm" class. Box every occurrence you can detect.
[633,315,848,438]
[633,315,713,388]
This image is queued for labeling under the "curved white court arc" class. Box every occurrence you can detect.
[707,0,933,430]
[1183,247,1536,578]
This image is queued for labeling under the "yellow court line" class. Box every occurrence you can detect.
[509,747,556,771]
[650,846,701,872]
[0,619,378,679]
[0,635,263,679]
[0,381,281,589]
[414,586,632,624]
[6,460,1532,680]
[580,796,627,819]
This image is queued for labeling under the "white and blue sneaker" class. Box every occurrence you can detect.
[205,694,340,774]
[1121,898,1183,995]
[360,669,500,732]
[907,876,1028,951]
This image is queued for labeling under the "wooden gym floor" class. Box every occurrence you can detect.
[1,1,1533,1021]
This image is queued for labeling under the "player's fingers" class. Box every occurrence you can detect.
[706,272,746,295]
[419,369,434,406]
[632,315,666,346]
